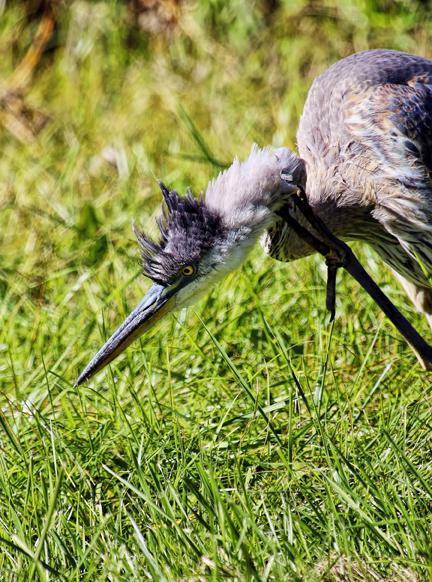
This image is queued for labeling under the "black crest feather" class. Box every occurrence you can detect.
[134,182,226,285]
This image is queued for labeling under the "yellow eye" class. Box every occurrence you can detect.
[181,265,196,276]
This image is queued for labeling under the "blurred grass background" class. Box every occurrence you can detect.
[0,0,431,578]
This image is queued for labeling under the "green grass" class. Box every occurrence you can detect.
[1,1,432,579]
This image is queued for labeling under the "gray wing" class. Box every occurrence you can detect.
[360,79,432,288]
[297,49,432,174]
[266,50,432,284]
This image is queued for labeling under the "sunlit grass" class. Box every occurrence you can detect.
[0,1,431,578]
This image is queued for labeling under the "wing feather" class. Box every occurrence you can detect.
[266,50,432,287]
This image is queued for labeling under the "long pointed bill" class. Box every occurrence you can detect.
[75,284,176,386]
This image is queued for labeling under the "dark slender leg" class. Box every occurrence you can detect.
[325,260,338,321]
[278,189,432,367]
[277,204,343,320]
[343,245,432,363]
[279,208,344,321]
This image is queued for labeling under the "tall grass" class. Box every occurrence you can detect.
[0,1,431,578]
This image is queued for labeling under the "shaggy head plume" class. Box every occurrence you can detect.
[134,183,226,285]
[135,147,306,285]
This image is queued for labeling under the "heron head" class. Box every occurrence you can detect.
[76,146,305,385]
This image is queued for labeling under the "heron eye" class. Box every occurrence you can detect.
[181,265,196,277]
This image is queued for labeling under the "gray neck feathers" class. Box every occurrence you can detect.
[205,145,305,232]
[204,146,376,264]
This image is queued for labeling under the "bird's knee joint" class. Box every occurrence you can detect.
[325,248,348,268]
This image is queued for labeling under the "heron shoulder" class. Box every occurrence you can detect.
[297,49,432,168]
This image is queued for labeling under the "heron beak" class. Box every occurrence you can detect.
[75,284,176,385]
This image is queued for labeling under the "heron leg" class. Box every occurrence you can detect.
[276,203,342,318]
[391,271,432,369]
[325,258,339,321]
[279,187,432,367]
[288,186,350,319]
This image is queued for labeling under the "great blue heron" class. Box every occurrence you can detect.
[76,49,432,385]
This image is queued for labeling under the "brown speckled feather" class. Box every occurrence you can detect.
[269,50,432,288]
